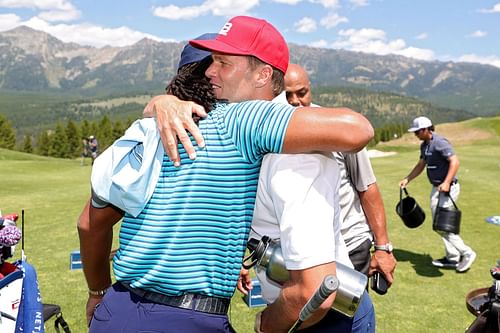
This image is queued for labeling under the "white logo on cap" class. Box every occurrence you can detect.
[219,22,232,36]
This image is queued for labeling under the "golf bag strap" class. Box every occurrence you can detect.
[54,313,72,333]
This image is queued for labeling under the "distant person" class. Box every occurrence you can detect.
[283,63,396,281]
[88,135,98,165]
[399,116,476,273]
[81,137,90,166]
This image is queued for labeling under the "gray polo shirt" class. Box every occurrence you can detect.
[420,133,457,186]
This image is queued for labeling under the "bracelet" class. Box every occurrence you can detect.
[88,286,111,297]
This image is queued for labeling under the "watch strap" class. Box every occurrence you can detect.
[374,243,393,253]
[88,286,110,297]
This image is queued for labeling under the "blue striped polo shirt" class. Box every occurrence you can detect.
[113,100,295,298]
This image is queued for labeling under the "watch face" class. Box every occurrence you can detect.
[376,243,393,252]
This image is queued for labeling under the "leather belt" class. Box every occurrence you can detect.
[121,282,230,315]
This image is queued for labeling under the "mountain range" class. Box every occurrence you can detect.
[1,26,499,117]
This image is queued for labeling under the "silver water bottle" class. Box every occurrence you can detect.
[244,236,367,317]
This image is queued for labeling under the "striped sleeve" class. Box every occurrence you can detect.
[223,100,295,163]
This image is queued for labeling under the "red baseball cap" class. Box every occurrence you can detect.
[189,16,289,73]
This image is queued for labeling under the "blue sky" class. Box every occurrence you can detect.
[1,0,500,68]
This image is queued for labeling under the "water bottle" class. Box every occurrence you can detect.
[244,236,368,317]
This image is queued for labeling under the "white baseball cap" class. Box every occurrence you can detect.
[408,116,432,132]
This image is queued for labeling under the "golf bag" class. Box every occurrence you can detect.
[0,211,71,333]
[0,259,44,333]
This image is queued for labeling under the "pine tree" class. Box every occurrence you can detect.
[66,120,81,158]
[80,120,91,139]
[48,123,70,158]
[112,119,125,142]
[22,134,33,153]
[96,115,113,151]
[36,130,51,156]
[0,114,16,149]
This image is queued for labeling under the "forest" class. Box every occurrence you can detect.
[0,113,407,158]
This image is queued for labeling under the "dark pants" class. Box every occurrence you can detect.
[300,290,375,333]
[348,239,372,276]
[89,283,236,333]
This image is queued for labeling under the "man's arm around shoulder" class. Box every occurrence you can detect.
[282,106,373,154]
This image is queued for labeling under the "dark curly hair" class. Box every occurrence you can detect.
[165,57,217,113]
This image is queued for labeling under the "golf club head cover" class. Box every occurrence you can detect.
[0,225,22,246]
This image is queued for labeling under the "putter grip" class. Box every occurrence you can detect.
[298,275,339,321]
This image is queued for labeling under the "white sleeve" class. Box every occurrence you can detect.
[343,148,376,192]
[90,118,164,217]
[266,153,341,270]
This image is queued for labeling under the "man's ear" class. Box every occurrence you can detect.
[255,64,273,88]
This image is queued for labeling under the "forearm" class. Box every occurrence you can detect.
[282,107,374,154]
[80,228,113,291]
[405,160,426,182]
[260,264,336,332]
[77,199,121,290]
[260,284,305,333]
[359,184,389,244]
[359,184,397,283]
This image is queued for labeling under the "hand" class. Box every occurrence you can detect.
[143,95,208,166]
[237,267,253,295]
[399,178,408,188]
[369,250,397,286]
[438,182,450,193]
[86,295,103,327]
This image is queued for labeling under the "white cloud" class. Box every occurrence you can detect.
[38,8,80,22]
[294,17,317,33]
[332,28,435,60]
[459,54,500,68]
[349,0,369,7]
[396,47,435,61]
[271,0,302,4]
[467,30,487,38]
[0,13,22,30]
[20,17,170,47]
[153,0,259,20]
[309,39,328,48]
[309,0,340,9]
[478,3,500,13]
[0,0,73,10]
[153,4,210,20]
[415,33,428,40]
[320,12,348,29]
[0,0,80,22]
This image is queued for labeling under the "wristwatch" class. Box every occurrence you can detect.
[374,242,393,253]
[88,286,110,297]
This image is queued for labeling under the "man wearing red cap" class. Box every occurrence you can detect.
[145,15,376,333]
[82,16,374,333]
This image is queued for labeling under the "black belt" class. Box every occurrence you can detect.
[120,282,230,315]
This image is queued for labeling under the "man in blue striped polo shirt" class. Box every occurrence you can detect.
[79,16,374,333]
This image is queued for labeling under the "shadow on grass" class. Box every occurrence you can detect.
[393,248,449,277]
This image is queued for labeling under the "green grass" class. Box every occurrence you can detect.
[0,118,499,332]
